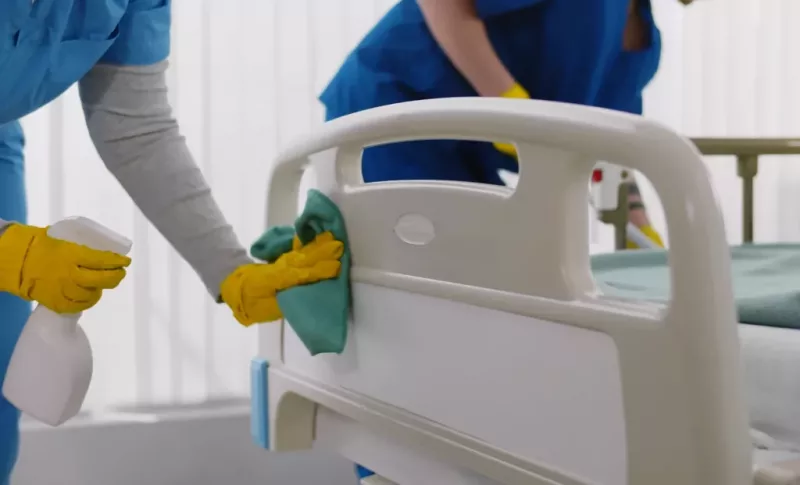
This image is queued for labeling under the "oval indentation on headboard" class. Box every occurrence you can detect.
[394,214,435,246]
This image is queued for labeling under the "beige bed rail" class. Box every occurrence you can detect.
[692,138,800,243]
[604,138,800,248]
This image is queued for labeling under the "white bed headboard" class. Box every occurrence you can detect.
[258,98,751,485]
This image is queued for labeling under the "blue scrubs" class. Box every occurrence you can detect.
[0,1,171,480]
[321,0,661,185]
[0,121,27,485]
[321,1,661,480]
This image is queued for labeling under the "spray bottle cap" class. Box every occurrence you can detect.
[47,216,132,255]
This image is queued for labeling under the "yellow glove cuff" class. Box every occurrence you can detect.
[0,224,37,297]
[220,266,262,327]
[500,82,530,100]
[626,225,665,249]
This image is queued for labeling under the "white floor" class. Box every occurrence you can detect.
[13,400,356,485]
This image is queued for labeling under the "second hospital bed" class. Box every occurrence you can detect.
[586,138,800,460]
[249,98,799,485]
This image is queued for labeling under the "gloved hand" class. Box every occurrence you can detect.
[220,232,344,327]
[0,223,132,314]
[493,82,531,158]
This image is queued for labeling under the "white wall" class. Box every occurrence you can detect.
[14,402,355,485]
[679,0,800,243]
[626,0,800,247]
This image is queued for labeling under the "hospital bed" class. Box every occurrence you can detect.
[249,98,798,485]
[590,140,800,472]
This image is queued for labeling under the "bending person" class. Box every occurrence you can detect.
[322,0,695,481]
[321,0,693,251]
[0,1,342,482]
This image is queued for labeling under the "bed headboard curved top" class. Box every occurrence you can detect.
[268,98,726,305]
[261,98,751,485]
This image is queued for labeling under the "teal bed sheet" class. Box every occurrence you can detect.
[591,244,800,329]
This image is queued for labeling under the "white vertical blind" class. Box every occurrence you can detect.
[18,0,799,409]
[680,0,800,243]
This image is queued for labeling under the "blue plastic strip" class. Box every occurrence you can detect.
[250,358,270,449]
[355,464,376,478]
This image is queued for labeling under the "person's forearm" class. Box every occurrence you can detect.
[78,62,252,298]
[417,0,516,97]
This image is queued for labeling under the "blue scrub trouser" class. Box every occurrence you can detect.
[0,120,30,485]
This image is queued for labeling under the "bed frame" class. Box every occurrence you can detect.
[600,138,800,249]
[251,98,752,485]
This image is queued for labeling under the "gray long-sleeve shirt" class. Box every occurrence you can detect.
[1,61,253,298]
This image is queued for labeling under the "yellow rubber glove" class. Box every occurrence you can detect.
[0,223,132,314]
[221,232,344,327]
[626,225,665,249]
[493,83,531,158]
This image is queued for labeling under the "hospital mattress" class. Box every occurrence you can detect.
[742,323,800,450]
[593,246,800,450]
[592,244,800,330]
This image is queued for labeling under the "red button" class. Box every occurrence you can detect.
[591,169,603,183]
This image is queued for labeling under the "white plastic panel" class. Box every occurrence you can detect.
[315,406,500,485]
[284,283,626,485]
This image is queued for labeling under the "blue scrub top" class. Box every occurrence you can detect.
[320,0,661,184]
[0,0,172,125]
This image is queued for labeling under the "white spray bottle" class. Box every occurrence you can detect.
[2,217,132,426]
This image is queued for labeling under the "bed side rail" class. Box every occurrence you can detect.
[694,138,800,243]
[601,138,800,247]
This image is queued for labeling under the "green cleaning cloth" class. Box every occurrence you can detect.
[250,189,351,355]
[592,244,800,329]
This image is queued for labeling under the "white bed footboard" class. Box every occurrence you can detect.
[252,98,751,485]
